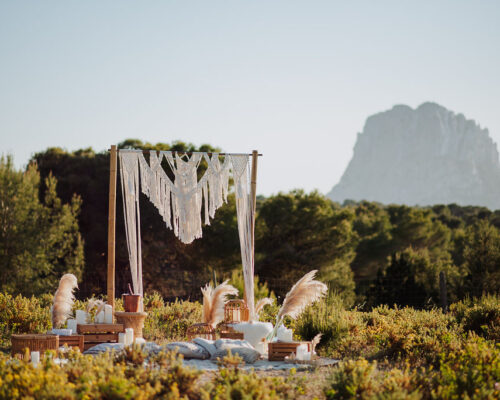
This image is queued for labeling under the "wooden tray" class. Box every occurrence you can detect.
[268,341,312,361]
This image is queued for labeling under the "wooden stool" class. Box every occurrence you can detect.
[11,334,59,359]
[114,312,147,339]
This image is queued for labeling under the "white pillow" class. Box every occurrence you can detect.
[215,339,254,350]
[83,343,124,355]
[212,347,260,364]
[192,338,217,357]
[166,342,210,360]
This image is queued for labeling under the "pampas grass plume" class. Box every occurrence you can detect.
[51,274,78,328]
[201,280,238,328]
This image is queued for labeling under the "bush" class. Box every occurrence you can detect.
[450,294,500,341]
[324,359,421,399]
[0,293,51,351]
[0,348,202,400]
[206,353,304,399]
[431,335,500,399]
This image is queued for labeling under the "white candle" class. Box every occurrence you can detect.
[76,310,87,325]
[96,311,104,324]
[125,328,134,345]
[104,304,113,324]
[134,337,146,345]
[295,344,308,360]
[118,332,125,344]
[67,319,77,333]
[31,351,40,366]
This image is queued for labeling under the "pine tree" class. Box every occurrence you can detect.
[0,156,84,296]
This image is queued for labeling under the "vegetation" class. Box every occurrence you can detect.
[1,140,499,397]
[0,156,83,297]
[0,293,498,399]
[3,140,492,308]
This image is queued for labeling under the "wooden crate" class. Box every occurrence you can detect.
[59,335,84,352]
[218,322,244,340]
[268,341,312,361]
[220,331,244,340]
[11,334,59,359]
[77,324,124,351]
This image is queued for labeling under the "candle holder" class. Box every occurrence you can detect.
[224,299,249,323]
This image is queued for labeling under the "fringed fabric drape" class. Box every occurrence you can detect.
[118,150,256,318]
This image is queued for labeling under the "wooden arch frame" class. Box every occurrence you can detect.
[106,145,260,311]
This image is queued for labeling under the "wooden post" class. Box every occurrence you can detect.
[247,150,258,305]
[107,145,118,310]
[439,271,448,313]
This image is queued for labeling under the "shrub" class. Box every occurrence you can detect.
[324,359,421,399]
[0,293,51,351]
[142,298,202,342]
[206,353,304,399]
[431,335,500,399]
[0,348,202,400]
[450,294,500,341]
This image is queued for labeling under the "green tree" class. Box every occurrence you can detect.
[0,156,84,296]
[462,220,500,297]
[256,190,357,300]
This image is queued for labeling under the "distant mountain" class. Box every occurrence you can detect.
[327,103,500,210]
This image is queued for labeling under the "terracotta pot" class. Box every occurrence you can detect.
[122,294,141,312]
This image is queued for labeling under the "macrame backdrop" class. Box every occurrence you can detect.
[119,150,255,318]
[118,152,143,300]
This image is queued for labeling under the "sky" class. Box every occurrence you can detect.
[1,1,499,196]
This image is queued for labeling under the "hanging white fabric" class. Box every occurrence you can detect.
[138,151,231,244]
[118,150,256,319]
[118,151,143,300]
[229,154,255,320]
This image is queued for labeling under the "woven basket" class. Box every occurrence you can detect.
[186,323,216,341]
[224,299,249,322]
[11,334,59,359]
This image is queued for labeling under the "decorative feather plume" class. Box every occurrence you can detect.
[277,270,327,321]
[255,297,274,315]
[85,298,105,322]
[311,333,323,353]
[267,270,327,341]
[201,280,238,328]
[51,274,78,328]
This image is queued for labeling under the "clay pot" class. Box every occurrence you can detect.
[122,294,141,312]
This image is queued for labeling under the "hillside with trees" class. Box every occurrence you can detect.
[1,140,498,308]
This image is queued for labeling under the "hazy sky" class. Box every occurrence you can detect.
[1,1,499,196]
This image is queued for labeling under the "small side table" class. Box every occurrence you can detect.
[114,312,147,339]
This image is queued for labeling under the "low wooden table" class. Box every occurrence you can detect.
[77,323,124,351]
[114,312,147,339]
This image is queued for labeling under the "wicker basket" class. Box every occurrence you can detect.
[11,334,59,359]
[114,312,147,339]
[224,299,249,322]
[186,323,216,341]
